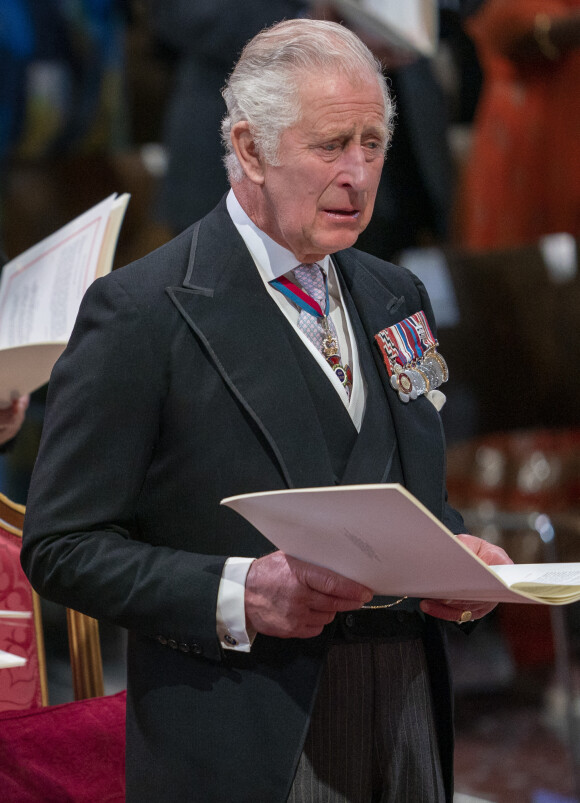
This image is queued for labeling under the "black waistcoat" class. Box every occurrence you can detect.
[283,274,404,488]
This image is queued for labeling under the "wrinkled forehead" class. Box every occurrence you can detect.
[291,64,388,126]
[291,68,388,131]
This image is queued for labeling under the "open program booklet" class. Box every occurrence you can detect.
[221,484,580,606]
[0,193,129,405]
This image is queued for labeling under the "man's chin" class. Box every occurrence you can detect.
[318,231,364,255]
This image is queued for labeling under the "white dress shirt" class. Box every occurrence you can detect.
[215,189,367,651]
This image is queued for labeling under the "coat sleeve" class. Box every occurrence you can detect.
[21,272,225,662]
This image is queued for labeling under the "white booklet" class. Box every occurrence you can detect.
[325,0,439,57]
[0,649,27,669]
[221,484,580,605]
[0,611,31,668]
[0,193,129,405]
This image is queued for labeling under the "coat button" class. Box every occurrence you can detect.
[178,643,190,653]
[191,643,202,655]
[168,639,178,649]
[157,635,168,646]
[344,614,355,628]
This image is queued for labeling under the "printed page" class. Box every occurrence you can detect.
[0,194,117,351]
[0,194,129,403]
[491,563,580,603]
[0,343,67,405]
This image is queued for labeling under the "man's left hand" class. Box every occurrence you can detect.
[419,534,513,623]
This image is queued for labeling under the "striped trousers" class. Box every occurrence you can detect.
[287,638,445,803]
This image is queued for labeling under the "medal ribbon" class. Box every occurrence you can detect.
[269,275,328,319]
[270,271,353,396]
[375,330,403,376]
[411,311,437,350]
[375,311,441,377]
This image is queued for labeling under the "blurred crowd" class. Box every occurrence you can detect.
[2,1,578,265]
[1,0,579,489]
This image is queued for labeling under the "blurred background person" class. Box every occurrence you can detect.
[147,0,308,238]
[0,0,130,501]
[311,1,483,263]
[0,0,130,255]
[458,0,580,250]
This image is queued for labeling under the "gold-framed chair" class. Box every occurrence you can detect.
[0,493,126,801]
[0,491,104,709]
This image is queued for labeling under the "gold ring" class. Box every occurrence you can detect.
[457,610,472,624]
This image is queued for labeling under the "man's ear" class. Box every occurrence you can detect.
[230,121,265,185]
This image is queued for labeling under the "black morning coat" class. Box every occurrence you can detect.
[22,196,465,802]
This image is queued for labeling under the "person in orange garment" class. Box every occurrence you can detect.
[459,0,580,250]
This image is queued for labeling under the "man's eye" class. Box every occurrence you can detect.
[321,143,339,152]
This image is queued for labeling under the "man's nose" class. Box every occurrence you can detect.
[338,145,371,190]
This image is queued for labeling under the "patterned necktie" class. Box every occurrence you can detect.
[292,263,352,398]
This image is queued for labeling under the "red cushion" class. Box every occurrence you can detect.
[0,690,126,802]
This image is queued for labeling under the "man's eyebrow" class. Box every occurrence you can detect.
[315,124,387,141]
[364,124,388,139]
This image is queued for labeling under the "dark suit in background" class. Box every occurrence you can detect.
[149,0,307,232]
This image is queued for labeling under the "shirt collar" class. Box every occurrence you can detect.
[226,189,331,281]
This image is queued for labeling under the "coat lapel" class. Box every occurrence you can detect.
[165,201,446,517]
[165,201,339,489]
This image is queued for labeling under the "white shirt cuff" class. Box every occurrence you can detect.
[216,556,256,652]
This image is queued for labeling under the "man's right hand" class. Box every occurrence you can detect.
[244,550,374,639]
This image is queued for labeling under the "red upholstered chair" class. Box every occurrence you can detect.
[0,493,126,801]
[0,495,47,710]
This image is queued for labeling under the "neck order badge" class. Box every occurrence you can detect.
[270,264,352,397]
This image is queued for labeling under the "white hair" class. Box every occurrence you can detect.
[221,18,395,183]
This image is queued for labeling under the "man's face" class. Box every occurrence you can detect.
[254,72,387,263]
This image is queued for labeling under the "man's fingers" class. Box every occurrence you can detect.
[244,552,374,639]
[456,533,513,566]
[293,558,373,605]
[305,589,373,614]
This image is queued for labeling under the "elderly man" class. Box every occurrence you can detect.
[22,19,510,803]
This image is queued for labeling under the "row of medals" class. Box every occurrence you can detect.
[390,349,448,403]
